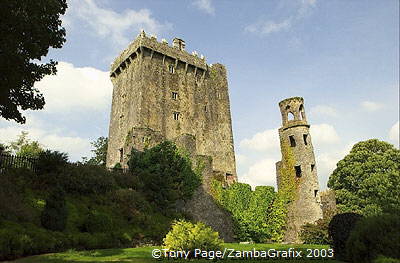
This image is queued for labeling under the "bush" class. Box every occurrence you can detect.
[0,222,68,261]
[300,211,334,245]
[163,220,222,255]
[328,212,363,261]
[300,219,331,245]
[82,210,113,233]
[61,164,117,194]
[36,150,69,175]
[346,214,400,263]
[41,188,68,231]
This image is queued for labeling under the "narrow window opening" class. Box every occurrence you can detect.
[119,148,123,163]
[288,112,295,121]
[311,164,315,172]
[299,104,305,120]
[169,64,175,73]
[289,135,296,147]
[295,165,302,177]
[173,112,180,120]
[314,190,318,198]
[303,134,308,145]
[204,105,207,112]
[172,92,178,100]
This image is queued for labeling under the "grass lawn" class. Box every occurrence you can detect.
[11,243,343,263]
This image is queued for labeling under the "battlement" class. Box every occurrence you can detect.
[110,30,208,77]
[278,96,308,127]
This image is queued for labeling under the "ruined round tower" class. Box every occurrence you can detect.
[276,97,323,243]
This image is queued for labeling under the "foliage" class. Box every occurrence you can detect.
[82,136,108,166]
[61,164,117,195]
[0,143,10,154]
[82,210,113,234]
[328,139,400,216]
[41,188,68,231]
[163,220,223,253]
[0,0,67,123]
[212,181,277,242]
[300,215,332,245]
[8,131,44,158]
[346,214,400,263]
[128,141,201,212]
[328,212,363,261]
[36,150,69,175]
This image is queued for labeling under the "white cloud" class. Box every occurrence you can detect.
[240,128,280,152]
[245,0,317,36]
[36,62,112,113]
[65,0,172,46]
[388,121,399,146]
[240,158,278,189]
[193,0,215,15]
[310,124,340,145]
[235,153,248,166]
[310,105,338,118]
[361,101,384,112]
[315,142,353,188]
[245,19,292,35]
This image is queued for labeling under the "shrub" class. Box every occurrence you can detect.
[36,150,69,175]
[346,214,400,263]
[300,211,334,245]
[61,164,117,194]
[163,220,222,255]
[328,212,363,261]
[82,210,113,233]
[41,188,68,231]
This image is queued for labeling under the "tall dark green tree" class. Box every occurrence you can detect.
[0,0,67,123]
[328,139,400,216]
[128,141,201,212]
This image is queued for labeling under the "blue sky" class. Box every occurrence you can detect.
[0,0,398,189]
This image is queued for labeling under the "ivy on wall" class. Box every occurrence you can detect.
[210,141,299,242]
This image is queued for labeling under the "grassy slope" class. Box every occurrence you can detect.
[13,243,342,263]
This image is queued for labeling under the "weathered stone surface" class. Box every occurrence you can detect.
[320,189,337,217]
[106,33,237,181]
[276,97,323,243]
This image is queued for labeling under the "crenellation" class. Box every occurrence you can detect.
[110,31,208,77]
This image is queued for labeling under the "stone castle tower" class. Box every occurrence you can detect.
[106,31,237,241]
[106,30,237,184]
[276,97,323,243]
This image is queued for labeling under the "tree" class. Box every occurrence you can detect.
[328,139,400,216]
[0,0,67,123]
[82,137,108,166]
[128,141,201,212]
[9,131,43,158]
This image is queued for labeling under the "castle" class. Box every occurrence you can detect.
[106,31,325,243]
[276,97,323,242]
[106,31,237,241]
[106,30,237,186]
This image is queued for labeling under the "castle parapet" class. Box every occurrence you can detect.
[110,30,207,77]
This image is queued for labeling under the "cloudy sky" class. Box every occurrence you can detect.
[0,0,398,189]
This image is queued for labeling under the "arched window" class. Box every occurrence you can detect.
[288,112,295,121]
[299,104,305,120]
